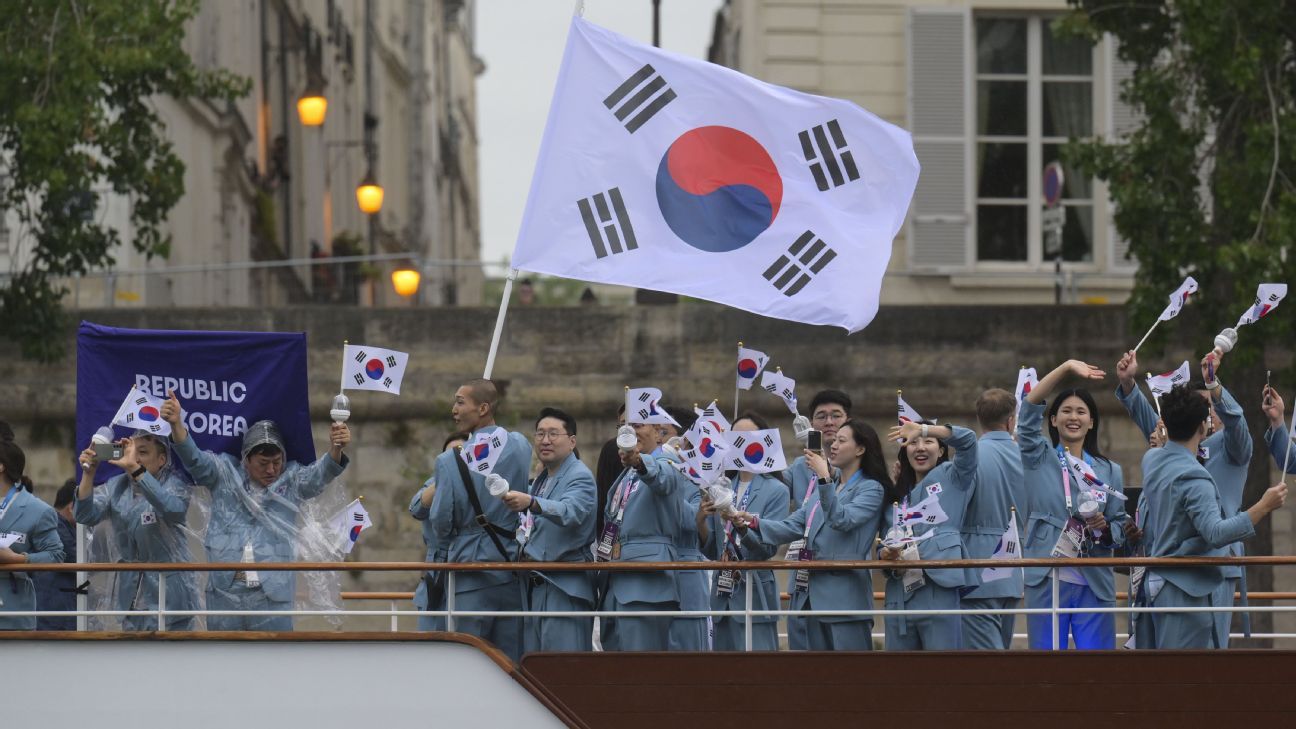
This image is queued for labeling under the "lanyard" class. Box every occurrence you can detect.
[1055,445,1081,511]
[723,478,757,546]
[0,487,18,525]
[611,471,640,525]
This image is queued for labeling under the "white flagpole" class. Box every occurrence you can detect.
[483,268,519,380]
[733,341,742,421]
[1281,407,1296,479]
[1132,318,1161,353]
[340,339,348,394]
[1147,372,1166,441]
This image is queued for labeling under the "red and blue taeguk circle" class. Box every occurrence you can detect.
[743,442,764,465]
[349,525,363,542]
[365,358,385,380]
[737,358,759,379]
[473,442,491,461]
[137,406,160,422]
[699,438,716,458]
[656,126,782,253]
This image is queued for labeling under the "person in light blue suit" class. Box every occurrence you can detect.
[161,391,350,632]
[658,408,709,652]
[1135,385,1287,648]
[879,421,978,650]
[781,390,852,650]
[0,441,66,630]
[600,417,689,652]
[75,432,200,631]
[504,408,596,653]
[410,431,469,632]
[734,418,888,651]
[1019,360,1129,650]
[961,389,1025,649]
[1115,349,1252,646]
[431,379,531,661]
[699,412,790,651]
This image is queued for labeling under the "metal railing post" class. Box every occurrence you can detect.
[390,600,399,632]
[1050,567,1060,651]
[446,570,456,632]
[157,574,167,631]
[744,568,754,652]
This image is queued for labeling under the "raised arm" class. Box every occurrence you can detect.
[819,476,884,531]
[1114,350,1158,439]
[1201,352,1252,466]
[410,479,434,521]
[1261,386,1296,473]
[1028,359,1106,405]
[293,423,351,500]
[161,391,222,488]
[1182,476,1258,548]
[74,445,111,526]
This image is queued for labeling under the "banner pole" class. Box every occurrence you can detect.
[483,269,519,379]
[340,340,348,394]
[1281,409,1296,479]
[1132,318,1161,353]
[733,341,742,421]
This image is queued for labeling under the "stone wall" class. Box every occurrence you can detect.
[2,303,1291,633]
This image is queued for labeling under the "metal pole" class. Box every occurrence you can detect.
[390,600,399,632]
[75,523,87,632]
[744,568,754,651]
[482,268,518,379]
[652,0,661,47]
[157,573,167,631]
[446,570,456,632]
[1050,566,1060,650]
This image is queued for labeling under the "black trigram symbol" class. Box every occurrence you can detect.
[353,512,366,523]
[604,64,676,133]
[762,434,775,447]
[148,424,162,433]
[354,350,367,362]
[125,413,135,423]
[731,435,747,448]
[353,373,365,386]
[1005,541,1017,555]
[701,462,714,471]
[385,355,397,368]
[799,119,860,191]
[637,392,652,403]
[474,462,489,473]
[763,231,837,296]
[134,396,148,406]
[382,377,393,388]
[578,188,638,259]
[636,408,651,420]
[763,457,775,469]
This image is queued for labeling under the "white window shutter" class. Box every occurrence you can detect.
[1106,35,1139,269]
[907,6,971,270]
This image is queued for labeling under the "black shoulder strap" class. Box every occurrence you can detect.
[454,447,513,562]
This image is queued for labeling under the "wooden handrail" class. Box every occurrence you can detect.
[7,555,1296,573]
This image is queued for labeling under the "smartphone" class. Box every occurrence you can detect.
[93,442,124,462]
[807,429,822,452]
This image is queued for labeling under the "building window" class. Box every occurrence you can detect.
[975,16,1094,264]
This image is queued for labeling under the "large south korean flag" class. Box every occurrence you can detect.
[510,17,920,333]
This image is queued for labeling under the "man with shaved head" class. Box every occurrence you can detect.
[431,378,533,660]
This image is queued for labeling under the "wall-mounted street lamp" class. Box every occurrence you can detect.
[296,78,327,127]
[355,170,384,214]
[391,267,420,297]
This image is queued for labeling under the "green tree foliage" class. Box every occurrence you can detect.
[0,0,248,359]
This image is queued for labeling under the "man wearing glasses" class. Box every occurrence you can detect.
[784,389,852,650]
[502,407,596,652]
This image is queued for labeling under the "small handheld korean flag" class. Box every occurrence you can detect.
[981,517,1021,583]
[626,387,680,426]
[682,420,732,485]
[899,493,949,527]
[1236,283,1288,327]
[725,428,788,473]
[1158,276,1199,321]
[897,392,923,425]
[330,498,373,555]
[111,387,172,437]
[759,368,799,415]
[1063,451,1128,502]
[736,346,769,391]
[1146,361,1191,397]
[1014,367,1038,411]
[460,429,510,476]
[694,400,731,433]
[343,344,409,395]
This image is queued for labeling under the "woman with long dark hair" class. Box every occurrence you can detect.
[697,411,790,651]
[0,440,65,630]
[879,418,978,650]
[728,418,890,650]
[1020,359,1128,649]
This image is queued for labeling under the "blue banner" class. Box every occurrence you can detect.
[76,321,315,483]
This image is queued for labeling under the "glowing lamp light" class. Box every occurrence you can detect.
[391,268,421,297]
[296,89,327,127]
[356,173,384,214]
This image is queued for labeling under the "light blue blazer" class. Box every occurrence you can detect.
[883,425,979,599]
[748,471,884,623]
[1263,422,1296,475]
[603,454,688,606]
[701,473,789,623]
[961,430,1025,600]
[173,435,348,603]
[74,469,200,616]
[1118,384,1251,577]
[1018,400,1127,602]
[409,480,444,610]
[0,488,66,630]
[1140,443,1255,597]
[430,426,531,594]
[520,453,597,604]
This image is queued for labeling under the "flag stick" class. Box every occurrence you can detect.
[733,341,743,421]
[483,268,519,380]
[1132,318,1161,353]
[340,339,349,394]
[1281,409,1296,479]
[1148,372,1166,440]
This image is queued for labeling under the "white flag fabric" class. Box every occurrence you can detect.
[1146,361,1191,397]
[898,493,949,527]
[1014,367,1038,410]
[735,347,770,391]
[897,393,923,425]
[1236,283,1288,327]
[759,368,799,415]
[725,428,788,473]
[343,344,409,395]
[1063,451,1128,501]
[329,499,373,555]
[694,400,731,433]
[1157,276,1199,321]
[681,420,732,485]
[459,428,510,476]
[111,387,172,437]
[509,17,919,333]
[625,387,680,426]
[981,518,1021,583]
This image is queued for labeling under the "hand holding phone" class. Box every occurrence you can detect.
[806,429,822,452]
[93,441,124,462]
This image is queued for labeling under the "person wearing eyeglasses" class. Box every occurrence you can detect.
[783,389,851,650]
[502,408,596,653]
